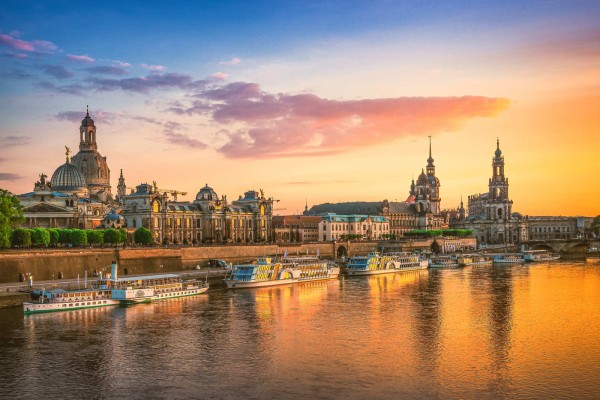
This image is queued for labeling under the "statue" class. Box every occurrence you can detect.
[39,173,47,186]
[34,172,51,191]
[65,146,71,162]
[152,181,158,192]
[260,188,264,199]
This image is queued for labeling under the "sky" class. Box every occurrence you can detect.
[1,1,599,217]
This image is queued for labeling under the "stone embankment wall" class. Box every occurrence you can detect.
[0,238,476,284]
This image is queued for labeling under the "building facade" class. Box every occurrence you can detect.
[121,183,274,244]
[318,213,390,241]
[450,140,528,244]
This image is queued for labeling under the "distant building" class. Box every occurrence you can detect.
[528,217,578,241]
[318,213,390,241]
[273,215,321,242]
[450,140,528,244]
[121,183,274,244]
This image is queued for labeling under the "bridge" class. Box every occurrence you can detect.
[525,239,599,253]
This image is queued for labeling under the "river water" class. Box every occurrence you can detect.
[1,259,600,399]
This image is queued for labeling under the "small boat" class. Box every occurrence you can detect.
[224,257,339,289]
[346,252,398,276]
[385,252,430,271]
[456,254,493,267]
[23,288,119,315]
[429,256,460,268]
[523,250,561,262]
[491,254,525,264]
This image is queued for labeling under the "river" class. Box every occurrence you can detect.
[1,259,599,399]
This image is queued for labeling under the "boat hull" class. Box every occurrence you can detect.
[224,275,338,289]
[23,299,120,315]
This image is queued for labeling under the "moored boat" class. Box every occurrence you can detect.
[456,254,493,267]
[23,288,119,315]
[346,252,398,276]
[523,250,561,262]
[491,254,525,264]
[224,257,339,289]
[429,256,460,268]
[385,252,430,271]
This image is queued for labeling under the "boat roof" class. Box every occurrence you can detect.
[108,273,179,282]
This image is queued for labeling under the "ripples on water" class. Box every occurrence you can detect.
[1,260,600,399]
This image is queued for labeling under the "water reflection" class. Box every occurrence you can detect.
[1,263,600,399]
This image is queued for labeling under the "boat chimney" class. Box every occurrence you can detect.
[111,261,118,281]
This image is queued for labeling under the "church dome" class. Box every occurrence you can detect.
[51,161,86,191]
[70,152,110,187]
[417,169,428,185]
[196,184,218,201]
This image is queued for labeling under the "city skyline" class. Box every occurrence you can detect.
[1,1,599,216]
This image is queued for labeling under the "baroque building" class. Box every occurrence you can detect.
[121,183,274,244]
[450,140,528,244]
[318,214,390,241]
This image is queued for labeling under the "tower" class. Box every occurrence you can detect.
[117,169,127,203]
[425,136,441,214]
[487,139,512,219]
[70,107,112,201]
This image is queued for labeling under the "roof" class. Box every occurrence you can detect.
[321,213,388,223]
[306,201,381,215]
[387,202,415,214]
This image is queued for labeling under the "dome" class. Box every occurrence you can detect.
[417,169,428,185]
[196,184,218,201]
[81,109,95,127]
[51,161,86,191]
[495,138,502,157]
[70,151,110,187]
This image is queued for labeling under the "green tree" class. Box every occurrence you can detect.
[134,227,153,245]
[31,228,51,247]
[0,189,25,230]
[71,230,88,246]
[47,228,59,246]
[118,228,128,244]
[592,215,600,236]
[103,229,121,246]
[58,229,72,245]
[0,228,11,249]
[11,228,32,248]
[86,230,104,246]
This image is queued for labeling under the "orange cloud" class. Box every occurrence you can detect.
[169,82,510,158]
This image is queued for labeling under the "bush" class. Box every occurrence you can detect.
[58,229,72,245]
[134,227,153,245]
[11,228,32,248]
[0,228,11,249]
[118,228,127,244]
[86,230,104,245]
[104,229,121,246]
[47,228,59,246]
[31,228,51,247]
[71,230,88,246]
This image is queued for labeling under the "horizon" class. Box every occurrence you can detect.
[1,1,599,217]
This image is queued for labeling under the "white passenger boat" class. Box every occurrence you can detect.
[346,252,399,276]
[23,288,119,315]
[224,257,339,289]
[429,257,460,268]
[456,254,493,267]
[491,254,525,264]
[101,262,208,304]
[385,252,430,271]
[523,250,561,262]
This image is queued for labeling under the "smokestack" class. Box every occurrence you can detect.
[111,261,118,281]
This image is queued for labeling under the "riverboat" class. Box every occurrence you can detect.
[23,288,119,315]
[385,252,430,271]
[346,252,398,276]
[429,257,460,268]
[456,254,493,267]
[101,274,208,304]
[523,250,561,262]
[224,257,339,289]
[491,254,525,264]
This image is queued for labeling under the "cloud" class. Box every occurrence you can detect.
[66,54,95,63]
[1,68,32,79]
[211,72,228,80]
[0,136,30,147]
[42,65,74,79]
[164,132,208,149]
[113,60,131,67]
[219,57,241,65]
[169,81,510,159]
[0,173,23,181]
[38,81,85,96]
[0,33,57,53]
[90,73,205,93]
[86,65,129,76]
[141,63,166,71]
[54,110,119,124]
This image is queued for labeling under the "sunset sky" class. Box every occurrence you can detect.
[1,1,599,216]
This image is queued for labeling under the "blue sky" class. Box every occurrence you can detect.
[1,1,599,215]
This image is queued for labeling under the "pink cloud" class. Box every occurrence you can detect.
[141,63,166,71]
[0,33,57,53]
[219,57,241,65]
[211,72,228,80]
[66,54,95,63]
[164,132,207,149]
[169,82,510,158]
